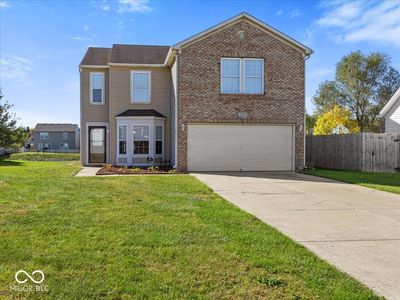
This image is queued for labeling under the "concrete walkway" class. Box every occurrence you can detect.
[74,166,101,177]
[192,172,400,300]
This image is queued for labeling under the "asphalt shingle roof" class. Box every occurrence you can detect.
[81,44,170,66]
[33,123,79,132]
[116,109,166,118]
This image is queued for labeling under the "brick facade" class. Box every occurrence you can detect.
[176,20,306,171]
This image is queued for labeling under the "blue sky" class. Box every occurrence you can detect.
[1,0,400,128]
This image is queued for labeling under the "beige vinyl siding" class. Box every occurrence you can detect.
[385,100,400,132]
[109,66,172,164]
[80,68,109,165]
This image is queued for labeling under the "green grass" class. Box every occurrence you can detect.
[5,152,80,161]
[0,160,380,299]
[304,168,400,194]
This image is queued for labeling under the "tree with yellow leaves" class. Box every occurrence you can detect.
[313,105,360,135]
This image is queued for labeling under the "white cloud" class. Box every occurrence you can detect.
[101,4,110,11]
[276,10,284,16]
[288,9,302,18]
[317,0,400,46]
[0,1,9,9]
[117,0,152,13]
[84,25,90,31]
[117,21,124,29]
[0,55,33,82]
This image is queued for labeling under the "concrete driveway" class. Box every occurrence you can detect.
[192,172,400,300]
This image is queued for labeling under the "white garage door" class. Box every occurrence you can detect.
[187,124,294,171]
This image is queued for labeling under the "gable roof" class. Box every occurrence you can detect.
[80,12,313,67]
[115,109,166,118]
[109,44,170,65]
[378,87,400,118]
[173,12,313,55]
[33,123,79,132]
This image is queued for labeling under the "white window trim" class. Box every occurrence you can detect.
[154,125,164,156]
[133,124,150,157]
[118,125,127,156]
[220,58,264,94]
[39,132,49,139]
[90,72,105,104]
[63,132,68,140]
[131,70,151,104]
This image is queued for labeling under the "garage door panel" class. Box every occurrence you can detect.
[188,124,293,172]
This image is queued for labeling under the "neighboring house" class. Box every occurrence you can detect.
[378,87,400,132]
[79,12,313,171]
[31,123,80,151]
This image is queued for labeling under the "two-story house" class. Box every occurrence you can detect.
[79,12,312,171]
[31,123,80,151]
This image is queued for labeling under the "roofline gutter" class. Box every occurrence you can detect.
[79,65,110,69]
[378,87,400,117]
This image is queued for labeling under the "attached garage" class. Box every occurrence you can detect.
[187,124,294,172]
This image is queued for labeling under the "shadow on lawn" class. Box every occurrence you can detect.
[0,156,26,166]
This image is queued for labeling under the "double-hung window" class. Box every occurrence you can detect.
[131,71,151,103]
[133,125,149,155]
[90,72,104,103]
[40,132,48,139]
[62,132,68,140]
[118,125,127,155]
[221,58,264,94]
[155,126,163,155]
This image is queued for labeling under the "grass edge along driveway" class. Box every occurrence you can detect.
[0,160,381,299]
[304,168,400,195]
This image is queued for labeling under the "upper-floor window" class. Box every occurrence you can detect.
[221,58,264,94]
[131,71,151,104]
[90,72,104,104]
[62,132,68,140]
[39,132,49,139]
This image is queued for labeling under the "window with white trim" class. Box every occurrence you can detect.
[131,71,151,103]
[90,72,104,103]
[221,58,264,94]
[155,126,163,155]
[60,143,68,150]
[133,125,149,155]
[62,132,68,140]
[118,125,127,155]
[44,143,50,150]
[38,143,43,150]
[40,132,49,139]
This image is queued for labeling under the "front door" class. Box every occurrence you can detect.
[89,126,106,163]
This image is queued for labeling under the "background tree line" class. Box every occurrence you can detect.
[307,51,400,135]
[0,89,30,149]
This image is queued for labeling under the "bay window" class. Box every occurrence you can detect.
[221,58,264,94]
[118,125,127,155]
[133,125,149,155]
[155,126,163,155]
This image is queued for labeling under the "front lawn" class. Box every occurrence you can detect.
[0,160,379,299]
[304,168,400,194]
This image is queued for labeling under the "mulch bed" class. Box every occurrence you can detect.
[96,165,183,175]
